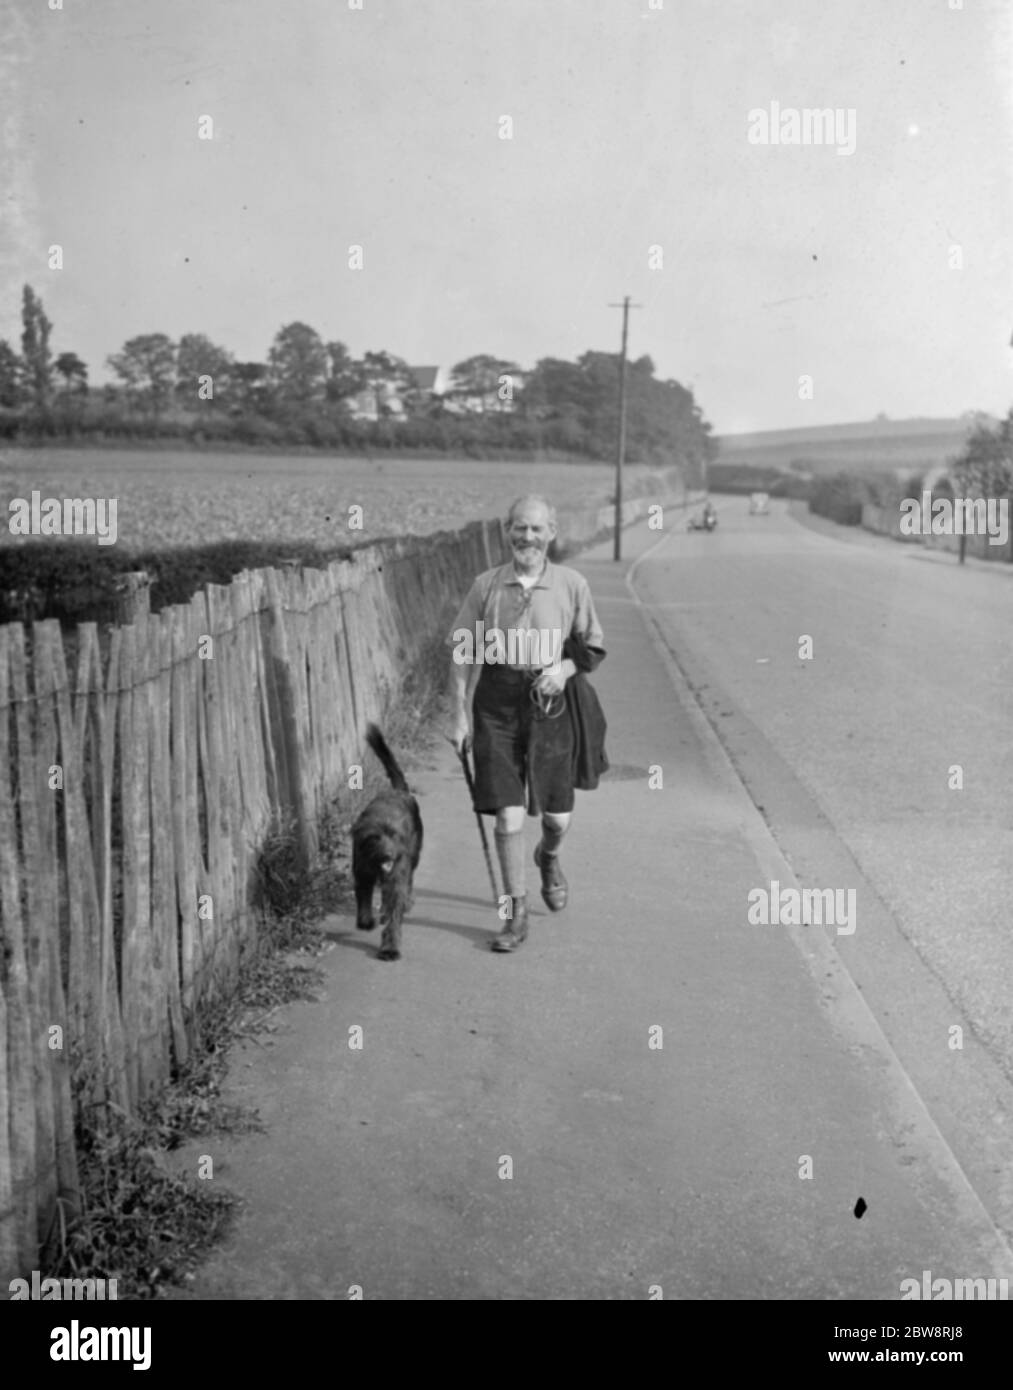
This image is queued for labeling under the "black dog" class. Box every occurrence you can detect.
[352,724,423,961]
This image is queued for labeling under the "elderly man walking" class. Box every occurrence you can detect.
[446,495,607,952]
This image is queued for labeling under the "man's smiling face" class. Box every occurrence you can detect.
[507,499,556,573]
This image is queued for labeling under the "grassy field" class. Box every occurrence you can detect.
[0,448,665,555]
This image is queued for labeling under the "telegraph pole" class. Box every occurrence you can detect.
[609,295,641,561]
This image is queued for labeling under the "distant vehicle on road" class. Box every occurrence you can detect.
[687,501,718,532]
[749,492,770,515]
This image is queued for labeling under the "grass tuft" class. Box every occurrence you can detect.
[45,1106,237,1300]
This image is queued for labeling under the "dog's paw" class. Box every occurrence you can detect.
[377,946,401,961]
[356,917,377,932]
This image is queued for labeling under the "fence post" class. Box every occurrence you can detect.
[112,571,151,625]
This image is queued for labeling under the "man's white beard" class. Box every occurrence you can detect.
[512,542,545,569]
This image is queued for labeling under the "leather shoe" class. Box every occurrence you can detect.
[491,895,529,952]
[533,843,568,912]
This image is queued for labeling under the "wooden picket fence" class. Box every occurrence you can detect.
[0,517,503,1283]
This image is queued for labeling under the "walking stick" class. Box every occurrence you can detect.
[454,741,500,905]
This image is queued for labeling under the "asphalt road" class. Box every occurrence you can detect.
[163,503,1013,1300]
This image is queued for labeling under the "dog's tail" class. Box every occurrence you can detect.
[365,723,410,793]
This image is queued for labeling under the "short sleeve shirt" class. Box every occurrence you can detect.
[447,560,605,671]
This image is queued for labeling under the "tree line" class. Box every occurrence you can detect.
[0,285,715,478]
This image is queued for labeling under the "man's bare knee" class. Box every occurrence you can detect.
[496,806,526,834]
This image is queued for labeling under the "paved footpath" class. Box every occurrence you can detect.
[163,515,1013,1300]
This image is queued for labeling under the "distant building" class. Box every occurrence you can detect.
[344,390,378,422]
[345,382,403,421]
[408,365,451,397]
[442,370,526,415]
[342,362,527,419]
[345,364,450,420]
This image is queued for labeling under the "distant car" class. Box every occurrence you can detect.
[687,504,718,532]
[749,492,770,515]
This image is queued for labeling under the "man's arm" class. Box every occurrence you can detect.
[444,577,483,748]
[575,575,605,650]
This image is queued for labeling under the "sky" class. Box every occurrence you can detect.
[1,0,1011,434]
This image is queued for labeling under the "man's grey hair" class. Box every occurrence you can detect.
[506,494,557,527]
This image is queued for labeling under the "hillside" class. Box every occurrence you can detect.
[713,416,985,477]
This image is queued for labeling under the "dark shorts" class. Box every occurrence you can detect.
[471,664,576,816]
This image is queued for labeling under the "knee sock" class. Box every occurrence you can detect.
[494,828,526,898]
[539,817,568,858]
